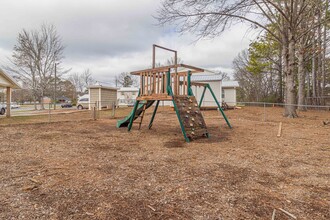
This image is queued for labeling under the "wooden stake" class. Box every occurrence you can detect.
[93,107,96,120]
[278,208,297,219]
[147,205,156,212]
[277,122,282,137]
[271,209,276,220]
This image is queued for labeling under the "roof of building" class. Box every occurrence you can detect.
[222,81,239,88]
[57,96,71,101]
[191,74,224,82]
[190,74,239,87]
[118,87,139,92]
[0,68,21,89]
[88,84,118,90]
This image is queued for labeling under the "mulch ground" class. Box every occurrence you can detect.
[0,106,329,219]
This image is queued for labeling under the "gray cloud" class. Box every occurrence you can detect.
[0,0,255,84]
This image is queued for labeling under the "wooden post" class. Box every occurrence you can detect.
[93,106,96,120]
[140,73,143,95]
[157,72,161,94]
[54,63,57,110]
[174,48,178,95]
[152,44,156,68]
[183,73,186,95]
[111,102,115,118]
[163,72,167,93]
[153,72,156,94]
[6,87,11,117]
[277,122,282,137]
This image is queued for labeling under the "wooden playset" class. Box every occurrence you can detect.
[117,45,231,142]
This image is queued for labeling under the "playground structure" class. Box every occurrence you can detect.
[117,45,231,142]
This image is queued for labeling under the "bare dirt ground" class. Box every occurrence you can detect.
[0,107,329,219]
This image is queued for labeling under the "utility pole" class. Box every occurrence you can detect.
[54,63,57,110]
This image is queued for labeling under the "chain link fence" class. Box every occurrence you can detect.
[0,101,120,125]
[1,99,329,125]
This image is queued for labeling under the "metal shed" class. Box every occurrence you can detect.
[191,75,239,107]
[0,68,21,117]
[88,85,118,110]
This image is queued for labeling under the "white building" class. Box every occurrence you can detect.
[88,85,118,110]
[191,75,239,107]
[117,87,139,107]
[221,81,239,106]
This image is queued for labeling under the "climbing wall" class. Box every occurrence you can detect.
[173,96,208,140]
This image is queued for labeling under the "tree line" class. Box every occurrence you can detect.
[157,0,330,117]
[3,23,144,108]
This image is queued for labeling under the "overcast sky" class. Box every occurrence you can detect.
[0,0,257,86]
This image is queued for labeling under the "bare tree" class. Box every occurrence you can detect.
[157,0,328,118]
[68,69,96,97]
[215,71,230,81]
[6,24,64,110]
[115,72,138,87]
[80,69,96,91]
[166,57,183,66]
[68,72,83,93]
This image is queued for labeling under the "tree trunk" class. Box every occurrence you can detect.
[322,2,327,97]
[297,48,306,111]
[307,70,311,101]
[278,46,283,102]
[40,90,45,110]
[317,10,322,99]
[284,31,298,118]
[312,40,317,98]
[33,96,37,110]
[282,35,288,105]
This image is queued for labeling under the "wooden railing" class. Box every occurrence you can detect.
[131,64,204,100]
[139,68,170,99]
[136,70,192,100]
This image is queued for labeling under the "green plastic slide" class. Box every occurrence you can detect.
[116,100,155,128]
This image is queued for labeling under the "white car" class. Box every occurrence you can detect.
[10,102,20,109]
[2,102,20,109]
[77,95,90,110]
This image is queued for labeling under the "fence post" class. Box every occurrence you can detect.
[93,106,96,120]
[48,103,51,123]
[111,102,115,118]
[263,102,266,122]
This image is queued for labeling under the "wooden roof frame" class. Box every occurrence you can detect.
[130,64,204,75]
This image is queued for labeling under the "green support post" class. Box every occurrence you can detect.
[167,69,190,142]
[148,100,160,129]
[206,84,232,129]
[198,86,207,108]
[128,100,140,131]
[167,69,171,94]
[187,70,193,96]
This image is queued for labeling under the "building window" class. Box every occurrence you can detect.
[222,89,225,99]
[132,92,136,96]
[121,92,125,95]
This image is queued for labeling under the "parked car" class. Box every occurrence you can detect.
[10,102,20,109]
[2,102,20,109]
[61,103,73,108]
[77,97,89,110]
[0,103,5,115]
